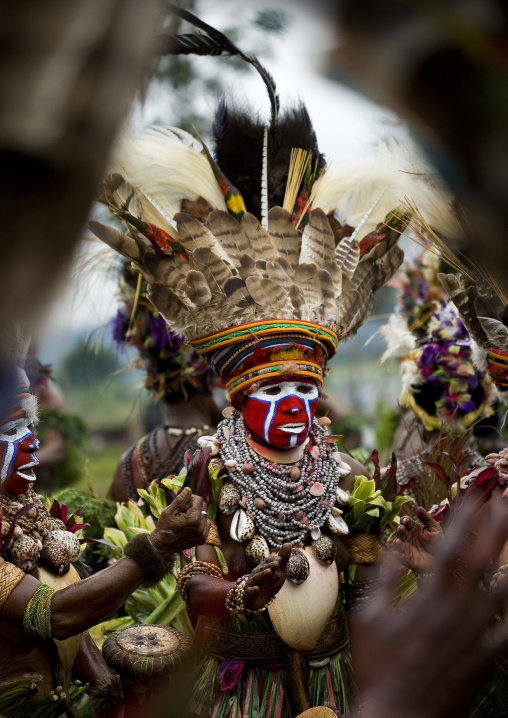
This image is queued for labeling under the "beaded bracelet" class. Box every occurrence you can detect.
[225,574,274,618]
[343,579,381,614]
[23,584,56,639]
[177,560,223,607]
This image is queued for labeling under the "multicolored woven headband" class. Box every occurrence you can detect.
[190,320,338,398]
[226,361,324,396]
[487,347,508,390]
[190,320,338,357]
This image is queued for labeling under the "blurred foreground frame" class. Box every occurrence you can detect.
[0,0,163,339]
[330,0,508,293]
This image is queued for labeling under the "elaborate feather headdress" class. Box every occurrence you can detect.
[90,8,444,402]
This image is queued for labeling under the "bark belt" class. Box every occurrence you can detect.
[197,610,349,665]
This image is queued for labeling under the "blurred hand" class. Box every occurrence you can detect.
[353,498,508,718]
[244,544,291,612]
[393,507,443,573]
[149,487,209,558]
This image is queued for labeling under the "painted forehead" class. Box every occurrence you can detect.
[249,379,319,401]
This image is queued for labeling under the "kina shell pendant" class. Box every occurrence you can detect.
[269,546,338,650]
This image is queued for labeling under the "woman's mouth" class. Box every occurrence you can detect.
[278,423,306,434]
[17,461,37,482]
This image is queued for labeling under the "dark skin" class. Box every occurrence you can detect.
[393,506,443,573]
[0,487,208,702]
[354,499,508,718]
[393,488,508,574]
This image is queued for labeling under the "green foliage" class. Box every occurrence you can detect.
[58,339,122,390]
[90,501,193,649]
[37,407,88,490]
[344,475,413,535]
[374,401,400,464]
[53,488,117,571]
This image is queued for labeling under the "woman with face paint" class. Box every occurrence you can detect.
[0,367,210,716]
[90,7,445,714]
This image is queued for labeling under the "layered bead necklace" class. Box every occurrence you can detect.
[216,414,340,548]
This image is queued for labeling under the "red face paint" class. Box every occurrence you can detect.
[0,427,40,496]
[242,380,319,449]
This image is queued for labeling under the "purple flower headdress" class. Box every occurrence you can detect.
[111,262,213,401]
[400,301,494,433]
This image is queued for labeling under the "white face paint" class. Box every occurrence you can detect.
[0,425,40,493]
[243,380,319,448]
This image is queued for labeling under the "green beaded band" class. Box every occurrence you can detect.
[23,584,55,639]
[190,320,339,357]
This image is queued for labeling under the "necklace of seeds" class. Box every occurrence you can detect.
[216,415,339,547]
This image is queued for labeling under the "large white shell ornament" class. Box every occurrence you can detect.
[230,509,255,542]
[269,546,338,650]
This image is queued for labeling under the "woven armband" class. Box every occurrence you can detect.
[342,534,382,564]
[23,584,56,639]
[0,561,25,611]
[123,532,175,587]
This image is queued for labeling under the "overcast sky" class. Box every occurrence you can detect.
[39,0,402,364]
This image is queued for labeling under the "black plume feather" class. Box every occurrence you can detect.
[162,4,280,123]
[212,104,325,219]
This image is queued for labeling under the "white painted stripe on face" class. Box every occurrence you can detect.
[263,400,277,443]
[0,442,14,480]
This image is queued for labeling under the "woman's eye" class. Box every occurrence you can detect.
[264,387,281,396]
[297,385,313,394]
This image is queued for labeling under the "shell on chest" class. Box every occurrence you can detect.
[268,546,338,651]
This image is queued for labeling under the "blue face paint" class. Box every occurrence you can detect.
[243,380,319,449]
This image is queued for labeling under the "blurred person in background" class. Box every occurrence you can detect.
[25,345,87,493]
[108,261,222,503]
[379,254,497,509]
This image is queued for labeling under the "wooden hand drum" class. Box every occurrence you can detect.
[102,625,192,679]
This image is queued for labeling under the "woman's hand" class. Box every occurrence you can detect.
[393,506,443,573]
[149,487,209,558]
[244,544,291,612]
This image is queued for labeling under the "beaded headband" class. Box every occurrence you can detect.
[190,320,337,398]
[487,347,508,390]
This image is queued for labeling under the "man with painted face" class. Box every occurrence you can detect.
[0,367,211,716]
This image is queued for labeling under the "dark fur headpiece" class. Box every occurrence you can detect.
[212,102,325,218]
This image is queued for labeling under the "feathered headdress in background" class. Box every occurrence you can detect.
[398,193,508,400]
[111,260,213,403]
[398,302,493,434]
[90,7,447,404]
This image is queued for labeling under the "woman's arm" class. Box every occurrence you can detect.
[1,488,209,640]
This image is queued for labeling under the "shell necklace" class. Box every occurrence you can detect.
[216,414,340,548]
